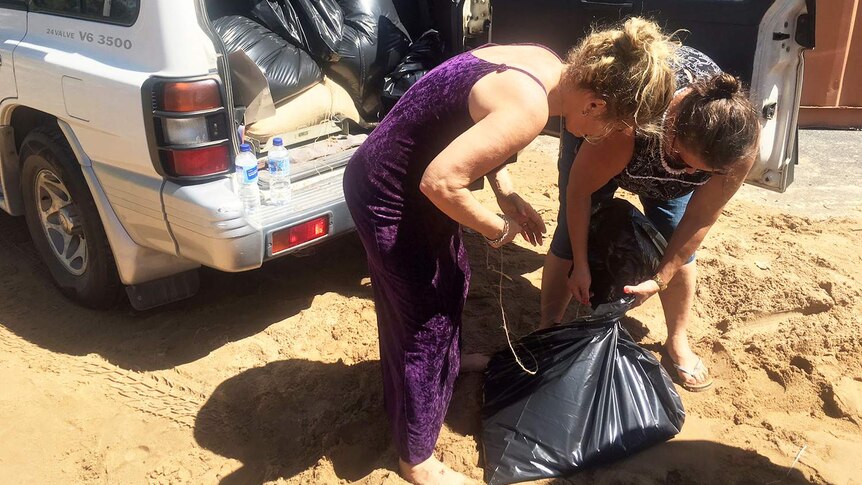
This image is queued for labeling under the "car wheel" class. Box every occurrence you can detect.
[20,125,122,308]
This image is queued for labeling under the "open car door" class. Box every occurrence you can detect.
[489,0,816,192]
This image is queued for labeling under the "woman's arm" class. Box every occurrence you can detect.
[566,131,634,304]
[420,77,549,243]
[624,153,756,302]
[487,166,547,245]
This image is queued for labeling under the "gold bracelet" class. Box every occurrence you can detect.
[652,274,668,292]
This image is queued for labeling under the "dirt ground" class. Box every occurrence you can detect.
[1,133,861,485]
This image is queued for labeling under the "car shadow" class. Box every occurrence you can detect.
[0,213,372,371]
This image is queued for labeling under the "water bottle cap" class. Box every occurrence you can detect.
[240,143,252,153]
[272,138,284,147]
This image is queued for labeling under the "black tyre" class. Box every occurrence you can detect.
[20,125,122,309]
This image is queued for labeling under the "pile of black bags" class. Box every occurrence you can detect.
[213,16,322,103]
[327,0,410,118]
[482,199,686,484]
[214,0,438,120]
[252,0,346,62]
[381,29,445,116]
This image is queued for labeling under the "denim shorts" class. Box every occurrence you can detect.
[549,129,696,265]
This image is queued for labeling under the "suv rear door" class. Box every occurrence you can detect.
[489,0,816,193]
[0,0,27,102]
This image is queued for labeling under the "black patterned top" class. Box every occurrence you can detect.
[613,46,722,201]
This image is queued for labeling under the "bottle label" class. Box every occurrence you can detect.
[269,158,290,175]
[238,165,258,184]
[268,158,287,173]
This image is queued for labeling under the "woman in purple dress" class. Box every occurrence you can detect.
[343,18,680,484]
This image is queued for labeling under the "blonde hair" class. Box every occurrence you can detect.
[563,17,679,138]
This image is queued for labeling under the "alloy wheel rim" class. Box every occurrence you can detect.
[34,168,88,276]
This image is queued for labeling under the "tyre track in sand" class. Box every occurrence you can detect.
[0,327,207,429]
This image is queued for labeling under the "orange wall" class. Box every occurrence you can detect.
[800,0,862,127]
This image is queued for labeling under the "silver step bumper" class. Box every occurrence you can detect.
[162,153,355,272]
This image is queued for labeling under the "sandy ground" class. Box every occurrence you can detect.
[1,132,861,485]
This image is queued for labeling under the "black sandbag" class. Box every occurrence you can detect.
[251,0,306,48]
[482,298,686,485]
[337,0,410,40]
[588,198,667,307]
[290,0,344,62]
[326,14,410,119]
[380,29,445,115]
[214,16,322,105]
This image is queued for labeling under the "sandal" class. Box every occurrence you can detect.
[672,357,714,393]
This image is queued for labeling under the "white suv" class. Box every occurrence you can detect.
[0,0,814,309]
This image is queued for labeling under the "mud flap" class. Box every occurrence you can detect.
[126,269,200,311]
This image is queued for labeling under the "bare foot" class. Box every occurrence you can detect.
[460,353,491,374]
[666,335,713,391]
[400,457,475,485]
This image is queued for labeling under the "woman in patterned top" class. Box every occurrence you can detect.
[541,46,761,392]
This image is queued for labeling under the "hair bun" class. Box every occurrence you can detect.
[619,17,663,52]
[706,72,741,100]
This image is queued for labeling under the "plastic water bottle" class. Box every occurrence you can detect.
[268,137,291,205]
[235,143,260,215]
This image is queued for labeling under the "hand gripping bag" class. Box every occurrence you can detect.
[588,198,668,306]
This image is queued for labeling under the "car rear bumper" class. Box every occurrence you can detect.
[161,166,354,272]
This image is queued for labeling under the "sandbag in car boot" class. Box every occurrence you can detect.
[245,77,362,141]
[381,29,445,115]
[482,298,685,485]
[213,15,322,105]
[588,198,668,307]
[251,0,306,48]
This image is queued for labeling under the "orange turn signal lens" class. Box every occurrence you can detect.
[161,80,222,112]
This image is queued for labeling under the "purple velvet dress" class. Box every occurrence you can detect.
[343,50,526,464]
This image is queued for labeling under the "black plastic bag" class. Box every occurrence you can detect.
[380,29,445,116]
[325,2,410,119]
[251,0,306,48]
[290,0,345,62]
[482,298,685,485]
[588,198,667,307]
[214,16,322,105]
[337,0,410,40]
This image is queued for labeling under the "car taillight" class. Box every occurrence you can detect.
[149,78,231,179]
[160,80,222,112]
[271,215,331,254]
[162,145,231,177]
